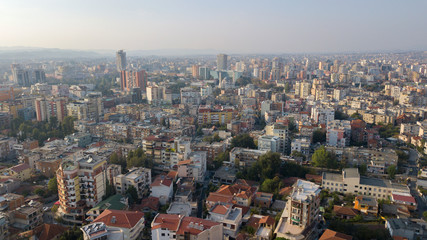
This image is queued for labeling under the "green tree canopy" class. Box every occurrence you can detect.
[387,165,397,179]
[48,177,58,193]
[312,129,326,144]
[231,134,256,149]
[126,185,139,203]
[312,146,338,169]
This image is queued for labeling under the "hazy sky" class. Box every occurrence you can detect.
[0,0,426,53]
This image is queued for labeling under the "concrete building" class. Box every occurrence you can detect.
[150,175,173,205]
[229,147,267,168]
[56,155,107,225]
[82,209,145,240]
[217,54,228,71]
[311,106,334,125]
[258,135,281,153]
[114,167,151,199]
[322,168,409,200]
[275,180,321,240]
[327,120,351,147]
[208,203,242,238]
[177,151,207,182]
[116,50,126,72]
[291,138,311,156]
[151,214,223,240]
[265,123,291,154]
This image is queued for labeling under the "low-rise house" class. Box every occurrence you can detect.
[19,223,68,240]
[333,205,360,220]
[133,196,159,214]
[208,203,242,238]
[391,193,417,211]
[246,214,276,240]
[0,193,24,211]
[3,163,32,181]
[212,166,237,185]
[319,229,352,240]
[386,218,427,240]
[254,192,273,208]
[85,194,128,222]
[151,214,223,240]
[83,209,145,240]
[205,183,256,209]
[354,196,378,216]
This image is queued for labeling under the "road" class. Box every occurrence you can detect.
[197,171,211,218]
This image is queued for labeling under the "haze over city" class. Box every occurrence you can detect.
[0,0,426,53]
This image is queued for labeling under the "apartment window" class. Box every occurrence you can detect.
[335,183,338,186]
[161,233,165,236]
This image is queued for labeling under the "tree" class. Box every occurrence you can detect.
[312,129,326,144]
[358,163,367,176]
[388,165,397,179]
[126,185,139,203]
[104,179,115,200]
[335,110,349,120]
[350,112,363,120]
[213,151,229,169]
[231,134,256,149]
[34,188,45,196]
[423,211,427,221]
[291,151,306,161]
[280,162,309,178]
[48,177,58,193]
[312,146,338,169]
[59,225,83,240]
[260,176,282,193]
[284,82,291,93]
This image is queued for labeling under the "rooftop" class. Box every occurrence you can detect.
[291,179,321,202]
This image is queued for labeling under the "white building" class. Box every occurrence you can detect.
[258,135,281,153]
[275,180,321,240]
[322,168,410,200]
[291,138,311,156]
[208,203,242,238]
[311,106,334,125]
[177,151,207,182]
[327,120,351,147]
[150,176,174,205]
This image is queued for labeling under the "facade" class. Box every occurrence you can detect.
[56,155,107,225]
[265,123,291,154]
[114,167,152,199]
[150,175,174,205]
[177,151,207,182]
[11,201,43,231]
[198,105,234,125]
[327,120,351,147]
[311,106,334,125]
[116,50,126,72]
[322,168,410,200]
[35,97,67,122]
[291,138,311,156]
[120,70,148,92]
[275,180,321,240]
[152,214,223,240]
[258,135,281,153]
[217,54,228,71]
[229,147,267,168]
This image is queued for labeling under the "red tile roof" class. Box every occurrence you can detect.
[247,215,275,230]
[319,229,353,240]
[133,196,159,212]
[93,209,144,229]
[151,176,173,187]
[392,194,416,204]
[333,205,360,217]
[10,163,30,173]
[211,204,229,215]
[176,217,220,235]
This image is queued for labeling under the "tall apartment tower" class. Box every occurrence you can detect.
[217,54,228,71]
[275,179,321,239]
[56,155,107,225]
[35,97,67,122]
[116,50,127,72]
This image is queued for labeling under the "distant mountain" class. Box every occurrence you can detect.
[126,48,218,56]
[0,47,104,60]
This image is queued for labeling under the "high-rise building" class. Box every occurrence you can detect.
[116,50,127,72]
[217,54,228,71]
[56,155,107,225]
[35,97,67,122]
[84,92,103,122]
[199,67,211,79]
[120,70,148,92]
[192,65,199,78]
[11,64,30,87]
[275,179,321,240]
[33,69,46,83]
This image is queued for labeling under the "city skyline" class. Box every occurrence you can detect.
[0,0,426,54]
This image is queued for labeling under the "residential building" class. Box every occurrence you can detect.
[327,120,351,147]
[82,209,145,240]
[319,229,352,240]
[275,180,321,240]
[353,196,378,216]
[205,183,256,209]
[291,138,311,156]
[229,147,267,168]
[56,155,108,225]
[114,167,152,199]
[151,214,223,240]
[246,214,276,240]
[120,70,148,92]
[322,168,409,200]
[311,105,334,125]
[35,97,67,122]
[265,123,291,154]
[177,151,207,182]
[207,203,242,238]
[86,194,129,222]
[198,105,234,125]
[10,200,43,231]
[150,175,173,205]
[5,163,32,181]
[116,50,126,72]
[386,218,427,240]
[217,54,228,71]
[258,135,281,153]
